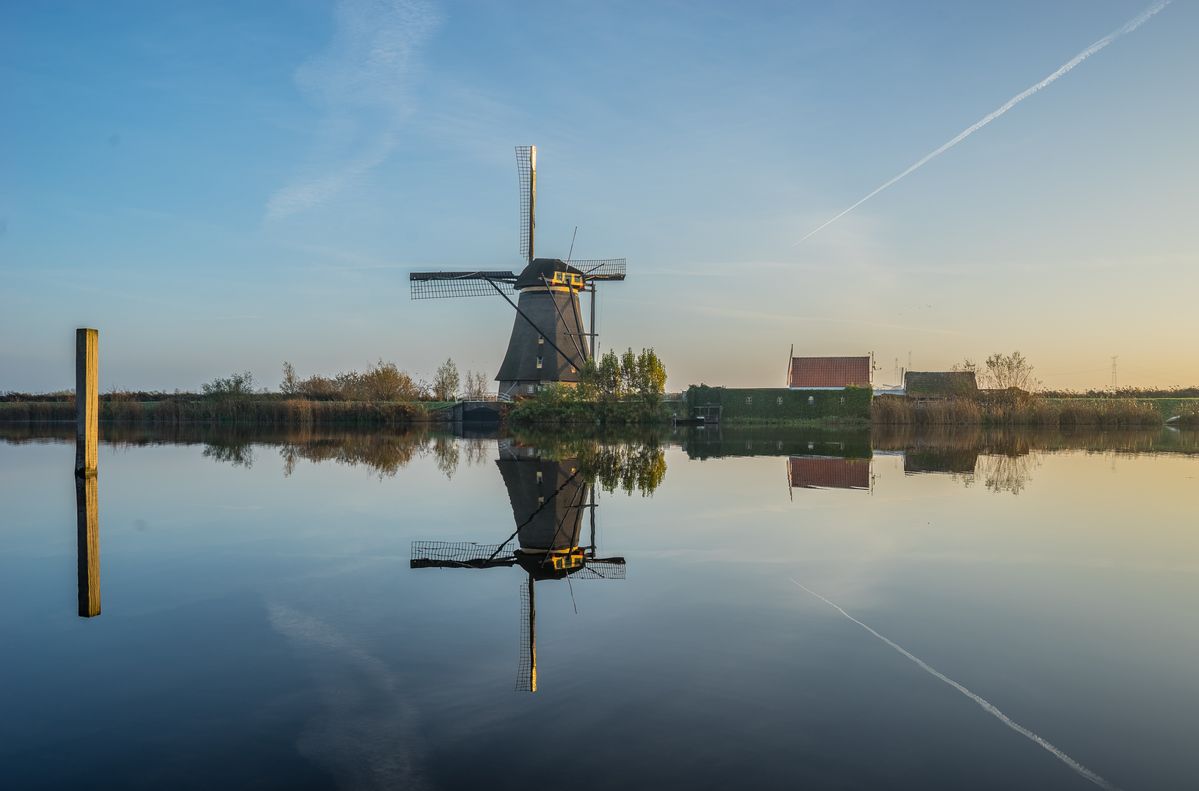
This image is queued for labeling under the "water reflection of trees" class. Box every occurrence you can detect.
[579,442,666,496]
[972,453,1041,495]
[202,442,255,468]
[5,424,1197,499]
[871,425,1199,456]
[278,431,431,478]
[10,423,669,491]
[431,436,458,479]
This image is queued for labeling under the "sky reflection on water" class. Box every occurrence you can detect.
[1,426,1197,790]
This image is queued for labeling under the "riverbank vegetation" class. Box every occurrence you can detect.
[0,360,453,425]
[508,348,668,426]
[871,393,1164,428]
[0,395,427,426]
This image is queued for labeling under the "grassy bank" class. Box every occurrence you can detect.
[0,398,428,426]
[872,395,1163,428]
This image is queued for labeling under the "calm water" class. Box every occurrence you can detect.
[2,425,1198,790]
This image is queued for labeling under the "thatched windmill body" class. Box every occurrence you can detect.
[409,146,627,399]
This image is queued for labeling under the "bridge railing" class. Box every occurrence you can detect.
[455,392,513,403]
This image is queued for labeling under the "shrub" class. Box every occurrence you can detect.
[202,371,255,399]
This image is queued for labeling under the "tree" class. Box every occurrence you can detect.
[597,351,621,397]
[635,348,667,396]
[619,348,638,396]
[463,370,490,399]
[356,360,423,401]
[332,360,423,401]
[982,351,1038,391]
[433,358,460,401]
[298,373,341,400]
[202,371,255,398]
[579,348,667,401]
[952,358,978,376]
[280,362,299,395]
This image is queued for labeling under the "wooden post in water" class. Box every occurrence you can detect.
[75,328,98,476]
[74,328,100,616]
[76,472,101,617]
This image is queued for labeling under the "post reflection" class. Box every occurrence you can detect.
[75,444,100,618]
[411,438,625,692]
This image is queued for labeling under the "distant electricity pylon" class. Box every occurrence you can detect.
[1111,356,1119,391]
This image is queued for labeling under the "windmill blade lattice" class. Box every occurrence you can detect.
[409,271,518,300]
[516,145,535,262]
[517,580,536,692]
[572,258,627,281]
[410,539,515,567]
[571,560,627,580]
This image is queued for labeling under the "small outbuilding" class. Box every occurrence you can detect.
[904,371,978,399]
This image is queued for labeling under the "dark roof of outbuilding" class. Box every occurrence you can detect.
[904,371,978,396]
[790,356,871,388]
[514,258,585,288]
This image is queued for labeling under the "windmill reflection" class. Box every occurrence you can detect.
[410,439,625,692]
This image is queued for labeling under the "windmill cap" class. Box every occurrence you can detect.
[515,258,585,288]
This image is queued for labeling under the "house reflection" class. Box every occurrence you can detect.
[902,446,980,475]
[787,456,871,490]
[410,438,625,692]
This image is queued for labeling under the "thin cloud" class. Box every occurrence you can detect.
[266,0,440,220]
[796,0,1172,244]
[692,303,965,336]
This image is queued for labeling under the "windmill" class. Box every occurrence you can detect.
[409,146,627,399]
[410,439,626,691]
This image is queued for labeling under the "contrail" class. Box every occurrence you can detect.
[789,579,1121,790]
[795,0,1171,243]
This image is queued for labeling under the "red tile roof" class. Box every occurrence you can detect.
[788,457,870,490]
[790,356,870,388]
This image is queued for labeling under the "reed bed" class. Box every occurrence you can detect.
[872,396,1162,428]
[1175,405,1199,428]
[0,398,427,426]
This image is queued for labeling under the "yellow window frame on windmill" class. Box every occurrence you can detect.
[551,271,583,288]
[550,550,584,571]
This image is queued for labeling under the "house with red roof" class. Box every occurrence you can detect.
[682,353,874,423]
[789,356,872,390]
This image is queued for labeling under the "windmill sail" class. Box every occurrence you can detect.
[570,559,627,580]
[408,271,517,300]
[516,145,535,263]
[517,577,537,692]
[571,258,627,281]
[410,539,516,567]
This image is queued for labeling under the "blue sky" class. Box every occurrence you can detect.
[2,0,1196,392]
